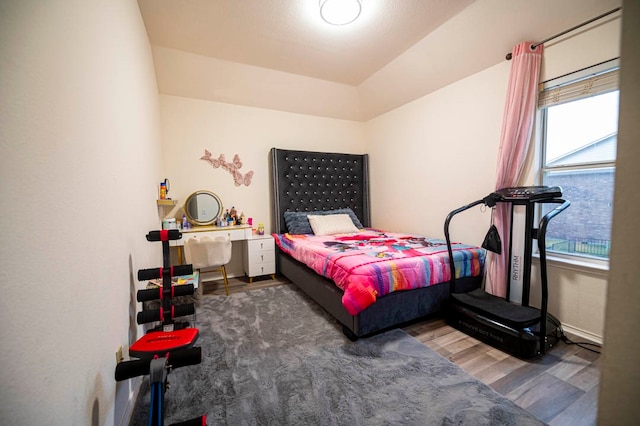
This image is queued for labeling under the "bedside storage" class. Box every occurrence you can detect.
[243,235,275,283]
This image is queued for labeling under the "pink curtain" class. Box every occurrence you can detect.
[486,42,543,297]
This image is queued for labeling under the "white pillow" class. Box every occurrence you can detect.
[307,214,359,236]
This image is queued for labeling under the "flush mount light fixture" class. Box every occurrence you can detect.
[319,0,362,26]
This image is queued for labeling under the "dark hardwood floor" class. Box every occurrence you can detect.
[202,275,602,425]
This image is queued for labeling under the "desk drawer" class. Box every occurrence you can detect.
[171,226,251,246]
[246,261,275,278]
[246,238,274,255]
[246,248,275,265]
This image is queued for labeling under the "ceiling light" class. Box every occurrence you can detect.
[319,0,362,26]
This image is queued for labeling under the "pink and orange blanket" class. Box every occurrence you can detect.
[273,230,485,315]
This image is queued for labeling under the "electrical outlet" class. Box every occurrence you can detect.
[115,345,124,364]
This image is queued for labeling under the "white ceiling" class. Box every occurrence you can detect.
[137,0,622,118]
[137,0,476,86]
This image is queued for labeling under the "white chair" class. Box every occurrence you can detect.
[184,235,232,296]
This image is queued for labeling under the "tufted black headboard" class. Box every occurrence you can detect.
[270,148,371,234]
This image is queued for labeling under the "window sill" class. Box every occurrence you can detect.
[533,253,609,278]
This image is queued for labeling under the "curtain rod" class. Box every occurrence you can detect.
[505,7,622,60]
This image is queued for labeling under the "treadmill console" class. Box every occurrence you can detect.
[482,186,562,206]
[494,186,562,201]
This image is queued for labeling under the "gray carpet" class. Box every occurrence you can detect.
[130,284,545,425]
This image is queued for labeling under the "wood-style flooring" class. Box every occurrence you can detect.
[404,318,601,425]
[202,275,602,425]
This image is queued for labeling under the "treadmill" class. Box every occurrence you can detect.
[444,186,570,359]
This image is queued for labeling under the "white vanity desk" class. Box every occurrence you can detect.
[171,224,275,282]
[172,224,253,249]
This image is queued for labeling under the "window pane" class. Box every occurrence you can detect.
[545,91,619,167]
[542,168,614,259]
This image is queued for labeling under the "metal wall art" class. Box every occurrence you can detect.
[200,150,254,186]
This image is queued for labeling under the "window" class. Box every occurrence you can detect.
[539,64,619,261]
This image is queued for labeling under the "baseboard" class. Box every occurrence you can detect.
[117,376,142,426]
[561,323,603,346]
[199,271,244,281]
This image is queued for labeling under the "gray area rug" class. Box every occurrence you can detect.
[130,284,544,425]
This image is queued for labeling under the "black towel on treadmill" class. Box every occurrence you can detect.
[481,225,502,254]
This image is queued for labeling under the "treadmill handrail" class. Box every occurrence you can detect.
[444,199,484,293]
[536,198,570,348]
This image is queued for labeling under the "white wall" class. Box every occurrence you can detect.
[598,0,640,421]
[365,62,508,244]
[158,95,365,275]
[0,1,161,424]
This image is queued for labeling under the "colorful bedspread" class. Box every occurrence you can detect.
[273,230,485,315]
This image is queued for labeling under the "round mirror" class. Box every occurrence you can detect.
[183,190,223,226]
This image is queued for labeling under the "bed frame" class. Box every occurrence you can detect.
[270,148,481,339]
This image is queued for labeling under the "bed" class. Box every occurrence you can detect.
[270,148,484,339]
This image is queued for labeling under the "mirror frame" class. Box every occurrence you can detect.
[183,190,223,226]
